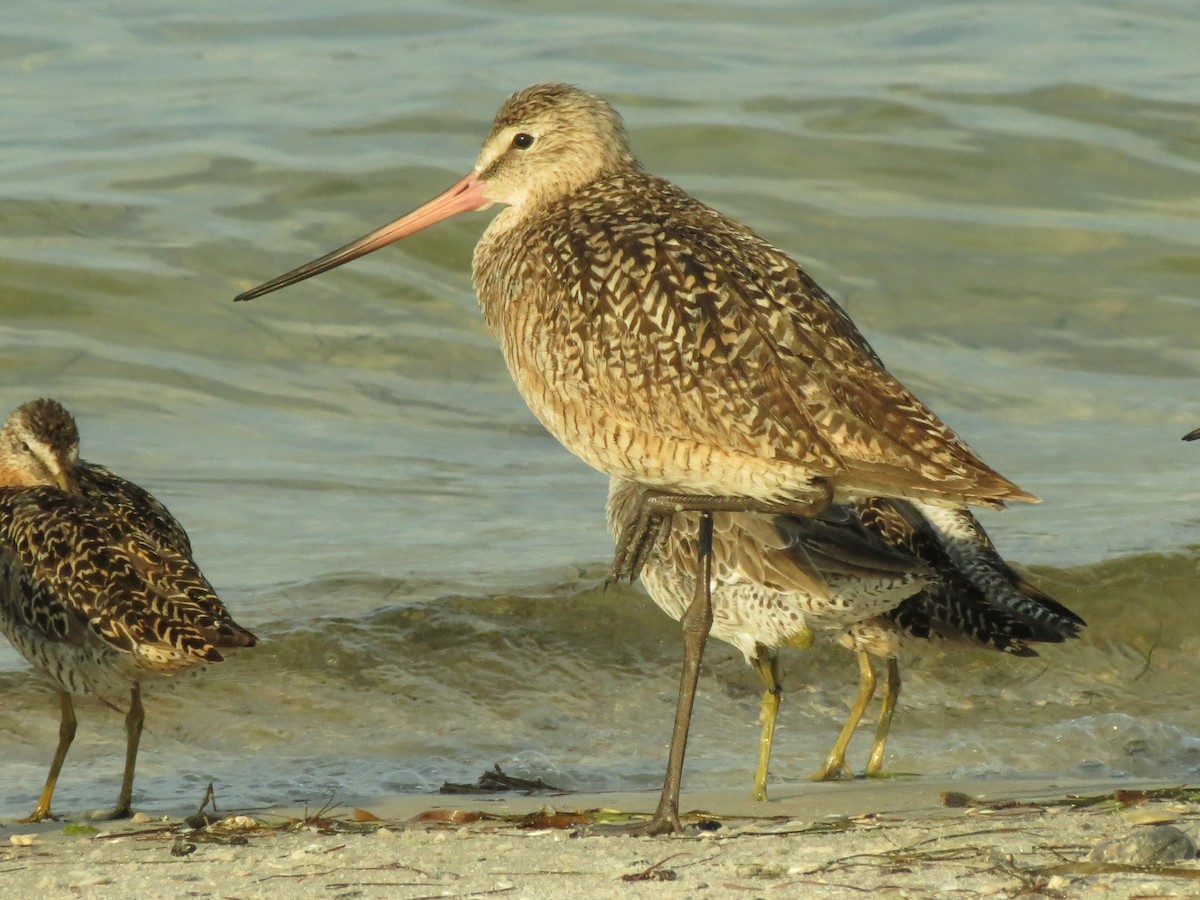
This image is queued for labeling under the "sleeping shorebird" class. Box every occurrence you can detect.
[609,477,1083,799]
[0,398,256,821]
[235,83,1040,833]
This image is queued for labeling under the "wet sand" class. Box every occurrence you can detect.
[4,777,1200,898]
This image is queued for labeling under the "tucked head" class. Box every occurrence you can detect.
[0,398,80,491]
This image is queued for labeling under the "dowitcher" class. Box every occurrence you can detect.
[236,83,1039,833]
[829,499,1084,776]
[0,398,256,821]
[611,477,1083,800]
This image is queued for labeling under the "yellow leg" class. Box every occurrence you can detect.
[105,685,143,820]
[866,657,900,776]
[21,690,77,823]
[811,650,876,782]
[750,646,782,802]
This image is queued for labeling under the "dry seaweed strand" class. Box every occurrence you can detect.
[258,860,436,885]
[619,851,692,883]
[944,785,1200,812]
[1038,861,1200,879]
[398,889,517,900]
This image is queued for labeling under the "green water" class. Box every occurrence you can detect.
[1,0,1199,816]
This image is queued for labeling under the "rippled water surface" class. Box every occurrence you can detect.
[2,0,1199,816]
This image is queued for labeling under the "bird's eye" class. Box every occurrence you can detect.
[19,441,30,453]
[511,132,535,150]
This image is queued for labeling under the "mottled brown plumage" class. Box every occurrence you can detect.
[476,169,1030,510]
[610,476,1083,797]
[236,82,1032,510]
[0,398,255,821]
[235,82,1040,833]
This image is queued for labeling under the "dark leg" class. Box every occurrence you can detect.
[639,510,714,834]
[812,650,876,781]
[104,685,143,819]
[866,657,901,776]
[21,689,77,823]
[593,484,831,835]
[594,512,716,836]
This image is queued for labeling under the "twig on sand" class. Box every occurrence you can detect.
[621,851,690,882]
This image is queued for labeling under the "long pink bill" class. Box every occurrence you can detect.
[234,171,490,302]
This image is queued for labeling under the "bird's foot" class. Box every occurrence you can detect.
[576,790,685,837]
[810,762,856,783]
[17,807,57,824]
[607,497,670,586]
[92,804,133,821]
[581,812,685,837]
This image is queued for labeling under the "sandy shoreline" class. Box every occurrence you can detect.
[4,777,1200,898]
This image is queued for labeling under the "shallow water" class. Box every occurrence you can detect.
[2,0,1199,816]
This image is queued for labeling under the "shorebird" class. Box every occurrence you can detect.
[1184,428,1199,441]
[235,83,1039,833]
[609,477,1083,799]
[0,398,256,822]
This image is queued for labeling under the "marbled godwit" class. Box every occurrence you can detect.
[610,477,1083,799]
[0,398,256,821]
[235,83,1038,833]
